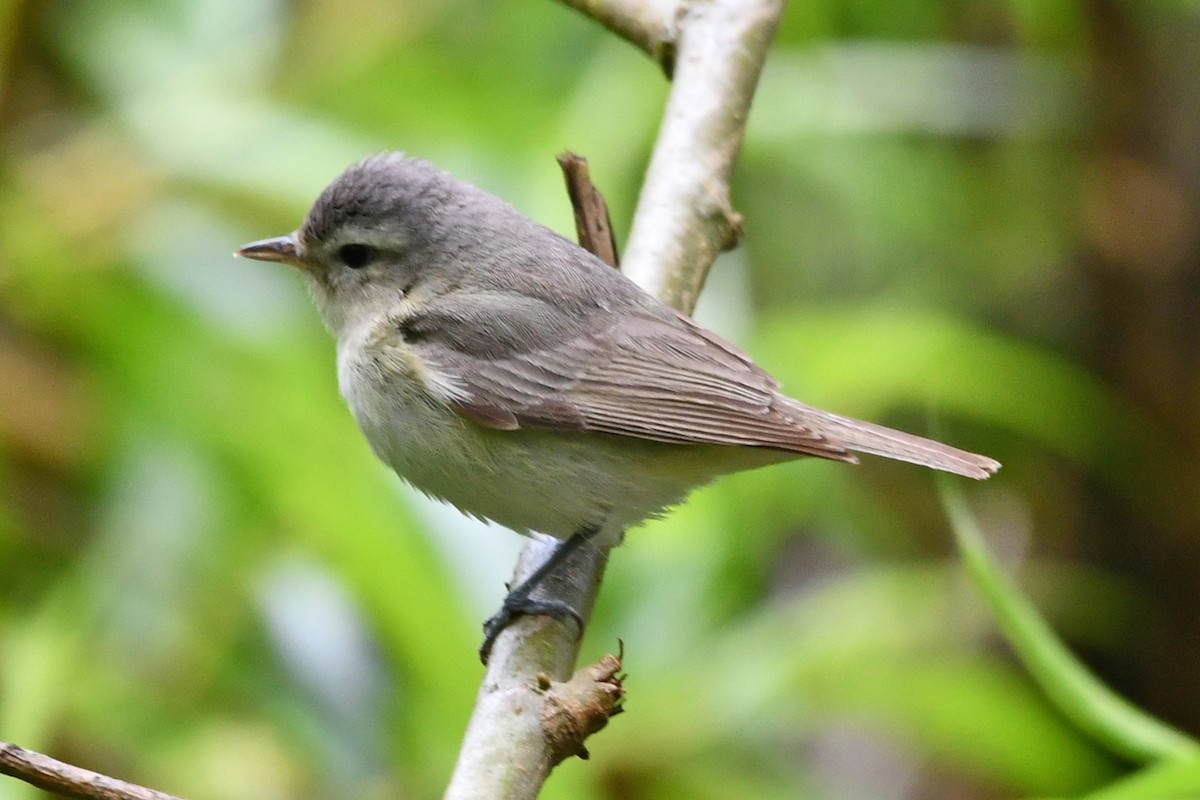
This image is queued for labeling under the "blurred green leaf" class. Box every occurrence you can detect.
[0,585,89,800]
[757,306,1188,529]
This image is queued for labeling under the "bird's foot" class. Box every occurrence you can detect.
[477,524,600,664]
[479,588,585,665]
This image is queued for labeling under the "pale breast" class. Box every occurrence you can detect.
[335,320,751,541]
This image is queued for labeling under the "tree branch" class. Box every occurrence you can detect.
[446,1,784,797]
[557,0,682,74]
[0,741,187,800]
[557,151,621,268]
[445,156,628,800]
[621,0,782,311]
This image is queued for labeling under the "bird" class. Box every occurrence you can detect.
[237,153,999,660]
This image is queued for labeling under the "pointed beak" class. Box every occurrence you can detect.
[236,233,306,268]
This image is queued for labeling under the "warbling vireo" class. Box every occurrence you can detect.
[238,153,999,659]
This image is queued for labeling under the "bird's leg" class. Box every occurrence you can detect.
[479,524,601,664]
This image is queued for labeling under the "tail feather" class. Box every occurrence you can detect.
[782,400,1000,480]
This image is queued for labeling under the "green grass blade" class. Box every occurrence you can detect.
[940,479,1199,764]
[1082,757,1200,799]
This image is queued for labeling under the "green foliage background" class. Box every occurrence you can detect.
[1,1,1198,798]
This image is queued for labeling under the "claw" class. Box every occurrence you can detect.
[479,594,586,664]
[477,525,601,664]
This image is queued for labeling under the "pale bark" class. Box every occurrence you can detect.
[0,741,187,800]
[445,1,785,797]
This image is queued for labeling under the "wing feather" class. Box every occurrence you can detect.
[413,300,853,461]
[395,276,996,479]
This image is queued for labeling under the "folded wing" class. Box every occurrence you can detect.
[408,293,997,478]
[415,297,853,461]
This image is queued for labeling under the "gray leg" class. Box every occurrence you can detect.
[479,524,602,664]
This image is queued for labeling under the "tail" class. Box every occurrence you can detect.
[781,399,1000,480]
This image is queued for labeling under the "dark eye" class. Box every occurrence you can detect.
[336,243,376,269]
